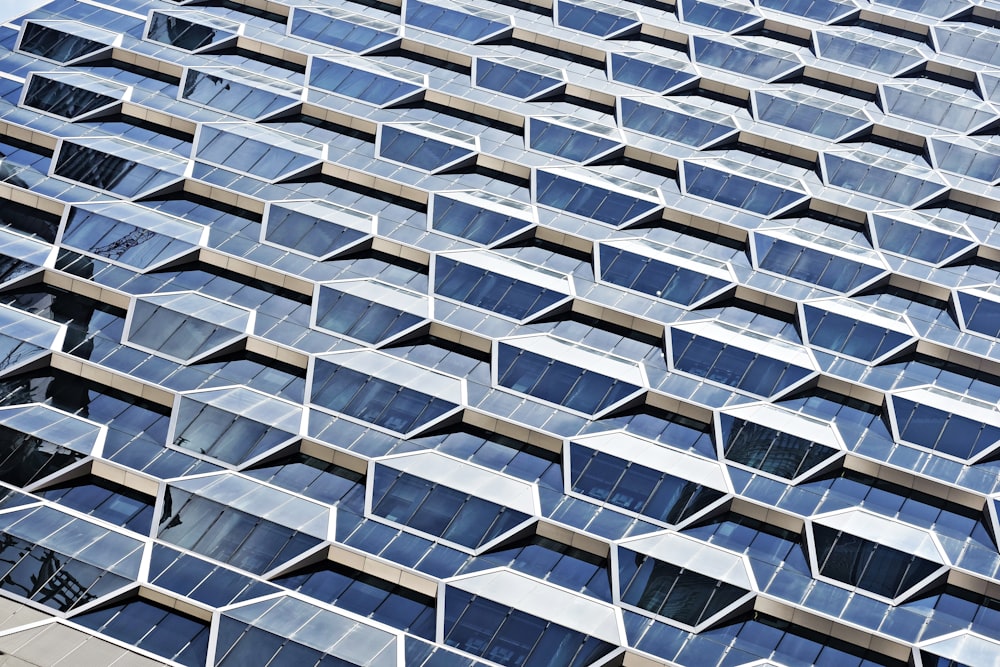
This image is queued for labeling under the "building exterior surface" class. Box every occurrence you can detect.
[0,0,997,665]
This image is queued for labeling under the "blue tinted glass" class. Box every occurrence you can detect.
[147,14,231,51]
[315,289,423,343]
[599,244,730,305]
[609,53,696,92]
[824,155,943,206]
[264,206,368,257]
[680,0,760,31]
[693,39,798,80]
[444,589,615,667]
[476,60,561,99]
[310,59,422,105]
[434,257,566,319]
[556,1,638,37]
[930,140,1000,182]
[755,93,869,139]
[183,71,296,119]
[497,344,640,413]
[0,425,85,487]
[61,209,196,269]
[19,22,107,62]
[571,444,723,523]
[684,164,805,216]
[311,363,457,433]
[75,599,209,667]
[620,551,748,626]
[893,397,1000,460]
[23,76,117,118]
[671,329,812,396]
[275,563,435,637]
[958,292,1000,339]
[379,126,475,172]
[291,9,397,51]
[815,33,922,74]
[805,308,911,361]
[813,526,941,599]
[529,119,620,162]
[535,171,661,226]
[755,237,884,292]
[872,215,972,264]
[757,0,853,21]
[157,493,321,574]
[432,196,533,244]
[372,469,529,549]
[620,99,734,146]
[406,0,508,41]
[719,415,839,479]
[38,479,153,534]
[54,143,176,198]
[196,127,318,181]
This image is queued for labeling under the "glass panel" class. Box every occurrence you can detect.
[147,12,237,52]
[529,119,621,162]
[814,526,941,599]
[893,397,1000,460]
[371,470,529,549]
[571,444,723,523]
[620,551,748,626]
[555,0,639,37]
[475,58,563,99]
[74,599,209,667]
[670,329,813,396]
[406,0,509,42]
[53,142,178,198]
[432,195,534,244]
[434,256,566,320]
[719,415,839,479]
[757,0,854,22]
[684,163,805,216]
[379,126,475,172]
[679,0,761,31]
[620,98,735,146]
[498,345,640,414]
[38,478,154,534]
[23,74,119,118]
[599,244,730,305]
[443,589,615,667]
[290,7,398,51]
[182,69,298,119]
[19,21,112,62]
[693,38,799,80]
[535,171,661,227]
[609,53,697,93]
[310,58,422,105]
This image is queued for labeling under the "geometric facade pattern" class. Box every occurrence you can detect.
[0,0,999,666]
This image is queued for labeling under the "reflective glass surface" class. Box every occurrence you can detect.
[311,360,459,434]
[497,343,642,414]
[379,125,476,172]
[599,242,731,305]
[434,255,568,320]
[371,468,529,549]
[2,0,1000,664]
[310,58,423,106]
[290,7,398,52]
[443,588,615,667]
[570,443,723,523]
[405,0,509,42]
[535,170,662,227]
[813,525,941,599]
[670,328,813,396]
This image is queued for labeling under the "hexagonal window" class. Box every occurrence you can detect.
[124,292,252,363]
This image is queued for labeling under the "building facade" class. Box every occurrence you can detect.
[0,0,996,665]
